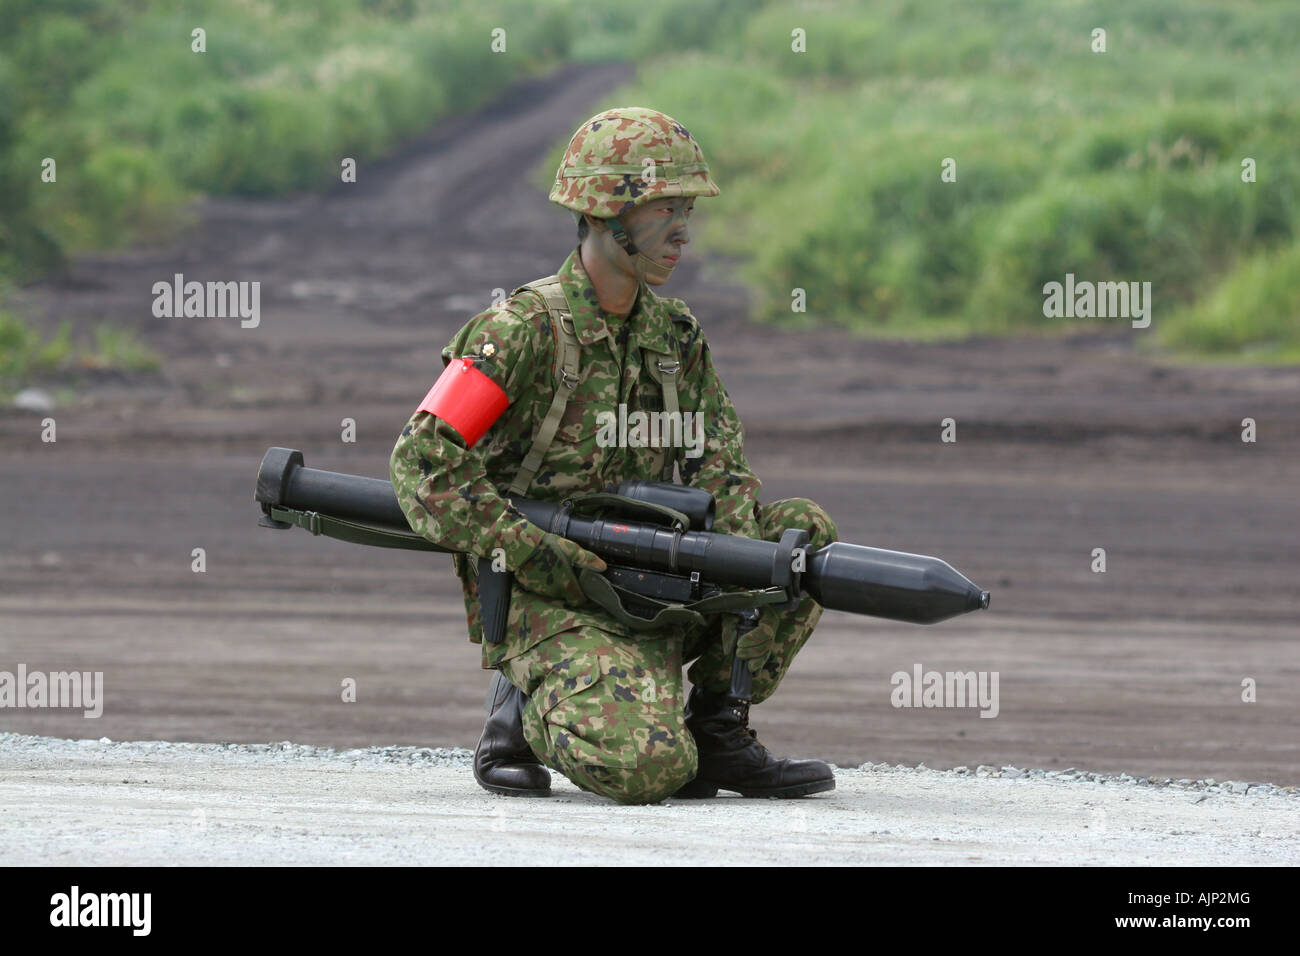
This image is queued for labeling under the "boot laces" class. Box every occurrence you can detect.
[725,702,767,753]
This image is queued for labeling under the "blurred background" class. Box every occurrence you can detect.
[5,0,1300,359]
[1,0,1297,783]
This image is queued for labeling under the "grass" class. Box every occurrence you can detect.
[0,311,72,384]
[593,0,1300,359]
[1153,242,1300,358]
[0,0,576,276]
[0,308,162,397]
[4,0,1296,360]
[0,0,770,280]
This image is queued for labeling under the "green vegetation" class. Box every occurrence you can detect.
[86,321,163,372]
[1157,243,1300,361]
[0,0,763,281]
[0,308,160,395]
[0,311,72,385]
[2,0,1296,361]
[0,0,572,274]
[0,0,766,388]
[596,0,1300,358]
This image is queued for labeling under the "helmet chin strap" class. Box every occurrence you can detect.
[606,217,675,283]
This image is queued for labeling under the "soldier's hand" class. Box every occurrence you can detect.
[721,607,782,675]
[511,531,607,605]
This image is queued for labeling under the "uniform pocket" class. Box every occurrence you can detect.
[528,398,608,495]
[537,658,640,771]
[531,397,603,445]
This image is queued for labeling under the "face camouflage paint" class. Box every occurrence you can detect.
[606,198,693,283]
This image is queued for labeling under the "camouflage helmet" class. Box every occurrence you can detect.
[549,106,720,220]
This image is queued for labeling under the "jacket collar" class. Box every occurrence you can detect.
[558,247,676,356]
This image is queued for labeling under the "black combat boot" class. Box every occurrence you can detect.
[473,671,551,797]
[674,685,835,798]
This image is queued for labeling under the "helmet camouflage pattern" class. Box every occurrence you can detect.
[549,106,720,220]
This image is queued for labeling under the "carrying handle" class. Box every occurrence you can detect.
[566,491,692,532]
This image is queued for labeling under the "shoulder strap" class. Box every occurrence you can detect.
[508,276,580,497]
[644,351,682,483]
[577,568,789,635]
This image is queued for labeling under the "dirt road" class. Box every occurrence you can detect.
[3,62,1298,786]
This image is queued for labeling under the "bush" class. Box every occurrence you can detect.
[611,0,1300,355]
[1158,243,1300,357]
[0,0,587,274]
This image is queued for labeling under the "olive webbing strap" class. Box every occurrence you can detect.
[507,274,685,493]
[646,352,682,482]
[577,569,789,636]
[268,505,446,552]
[508,276,580,497]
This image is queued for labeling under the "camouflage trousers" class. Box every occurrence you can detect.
[498,497,838,804]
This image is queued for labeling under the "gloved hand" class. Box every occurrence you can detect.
[510,531,607,605]
[721,606,783,675]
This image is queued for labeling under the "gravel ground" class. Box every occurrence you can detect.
[1,733,1295,866]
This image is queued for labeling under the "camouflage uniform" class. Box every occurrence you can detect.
[390,108,836,804]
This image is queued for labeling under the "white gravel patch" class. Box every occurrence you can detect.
[1,733,1296,866]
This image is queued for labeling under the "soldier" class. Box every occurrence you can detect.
[390,106,839,804]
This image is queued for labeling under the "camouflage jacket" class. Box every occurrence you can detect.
[390,246,762,668]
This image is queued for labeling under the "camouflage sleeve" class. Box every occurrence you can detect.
[389,299,550,566]
[674,314,763,540]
